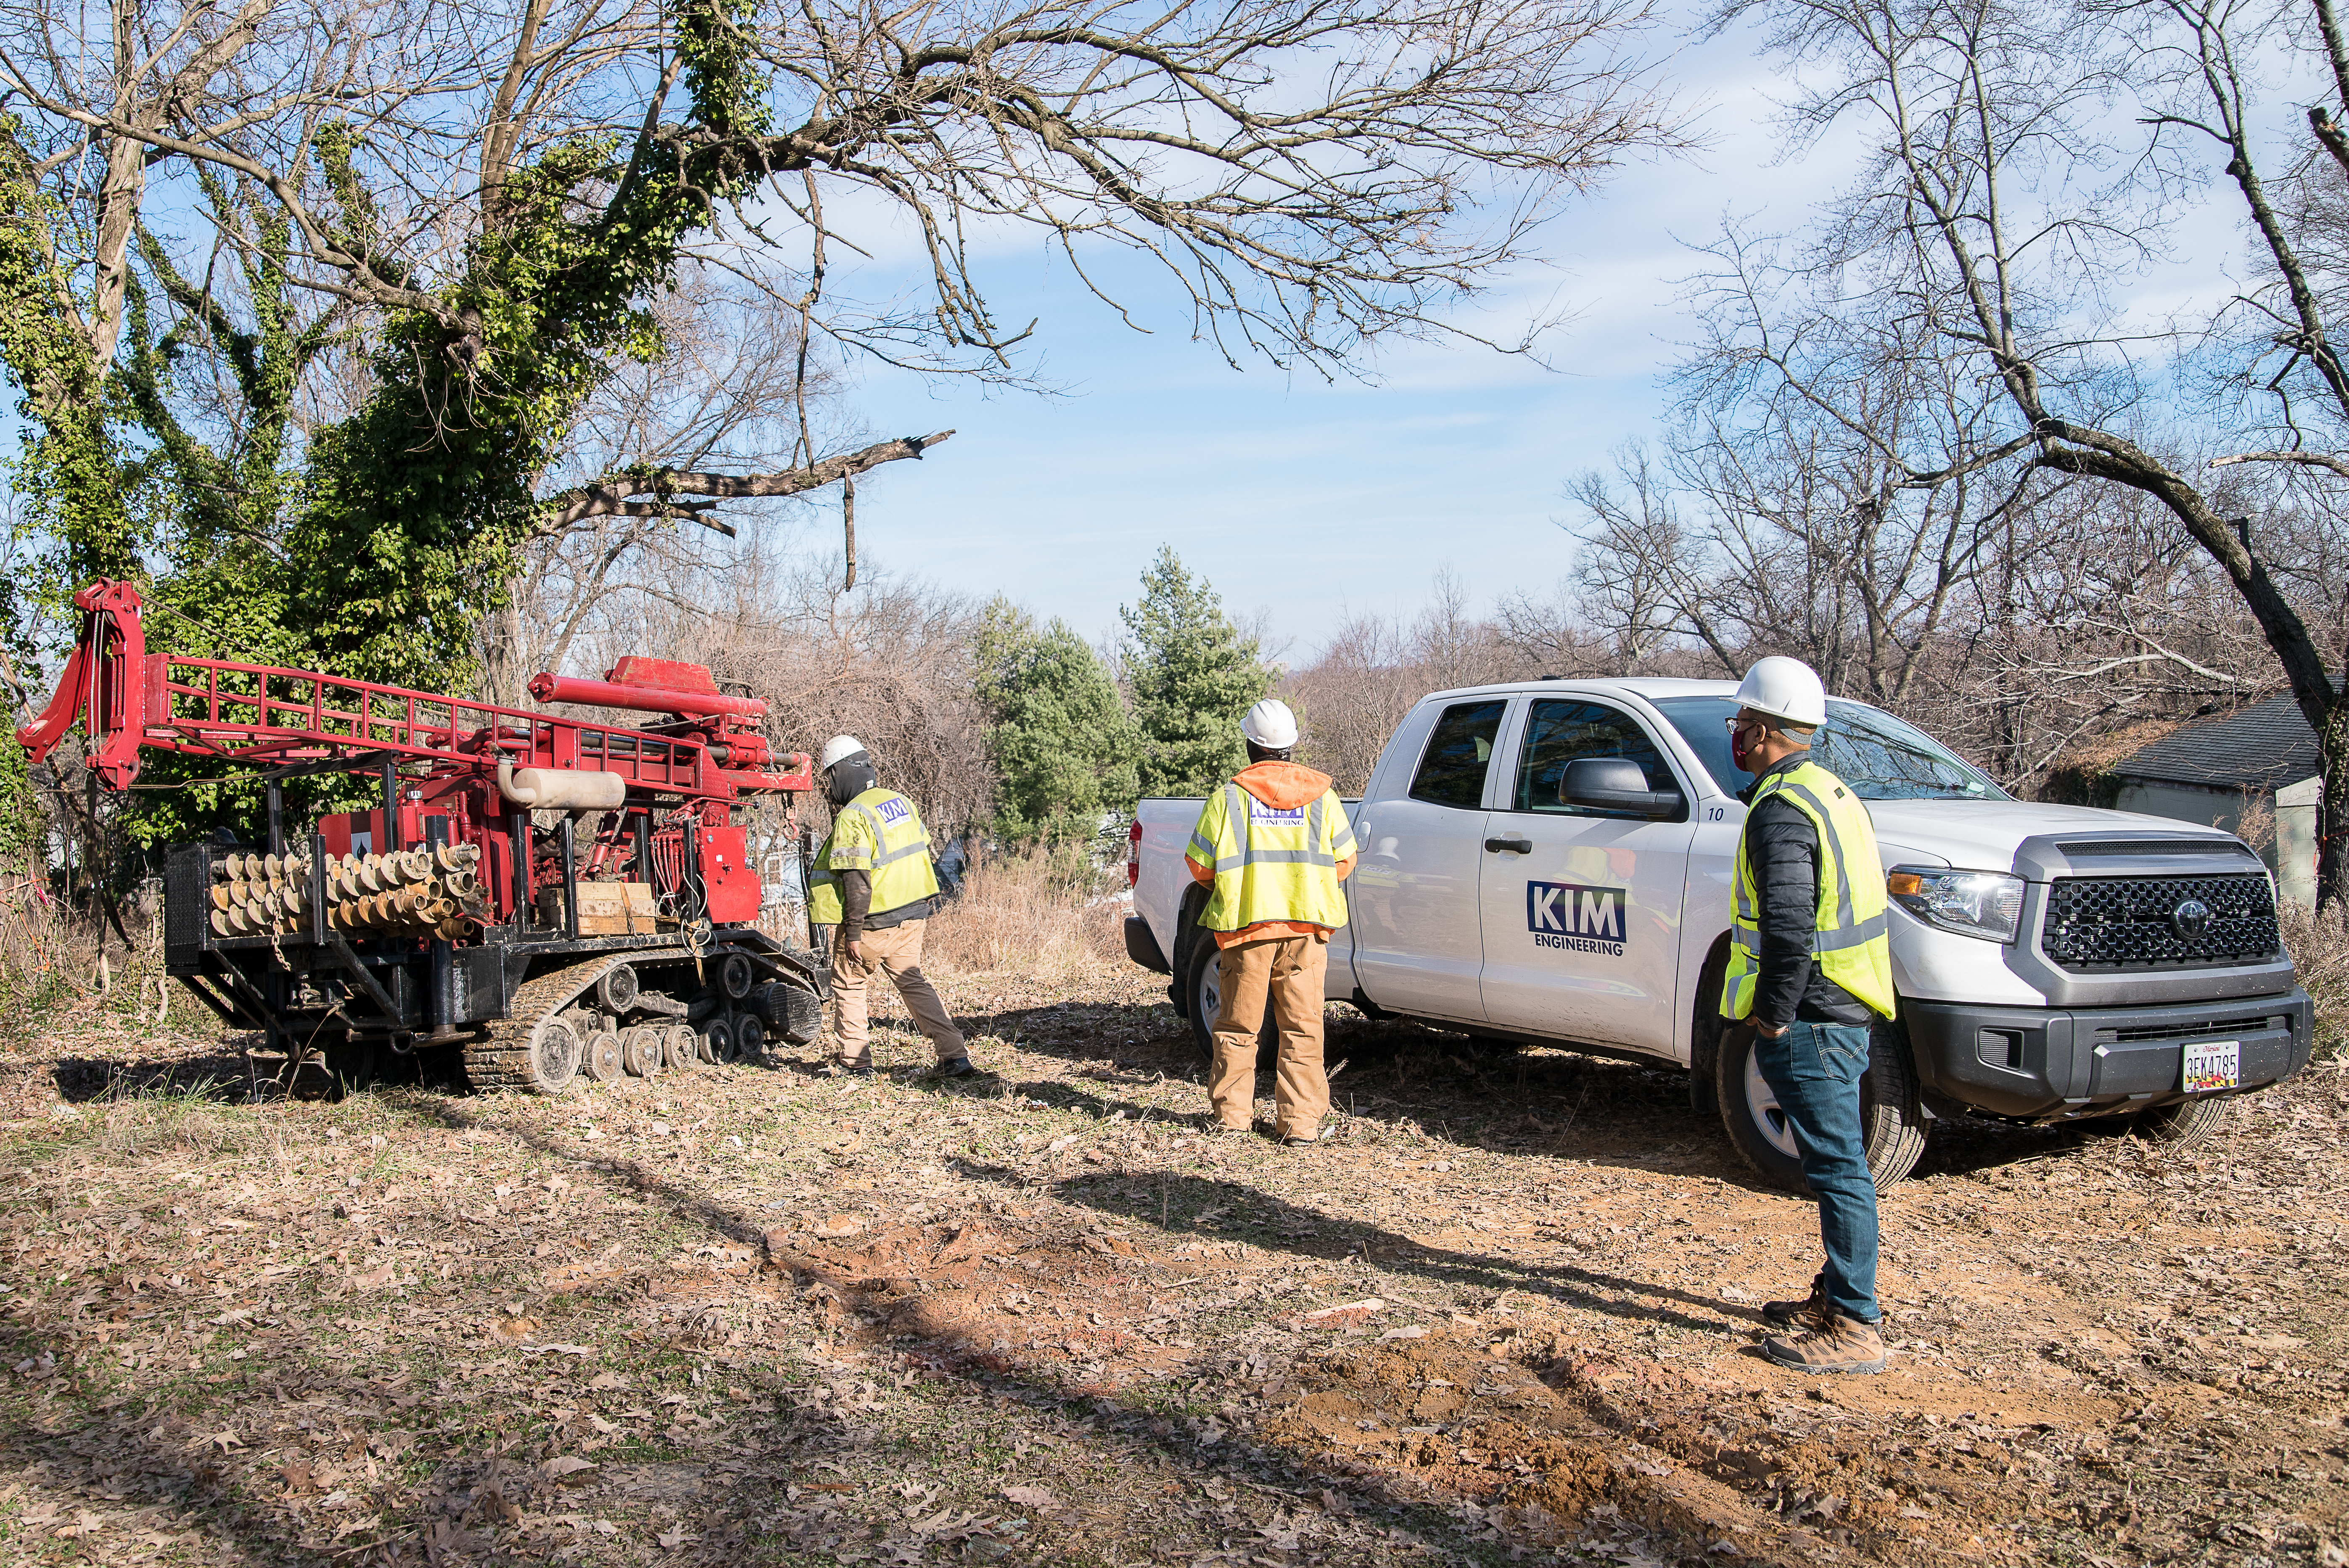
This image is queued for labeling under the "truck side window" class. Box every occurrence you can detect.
[1408,700,1507,809]
[1513,700,1675,813]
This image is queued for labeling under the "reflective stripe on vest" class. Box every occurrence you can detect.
[1719,760,1895,1021]
[808,789,941,924]
[1191,780,1354,932]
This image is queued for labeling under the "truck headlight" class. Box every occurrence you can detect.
[1887,867,2024,944]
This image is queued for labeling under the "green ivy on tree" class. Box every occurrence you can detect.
[1119,546,1274,797]
[973,597,1139,844]
[0,0,784,847]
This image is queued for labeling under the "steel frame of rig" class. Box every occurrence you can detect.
[18,579,830,1095]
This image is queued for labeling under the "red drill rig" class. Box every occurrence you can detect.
[18,579,827,1093]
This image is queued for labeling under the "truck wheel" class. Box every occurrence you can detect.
[2127,1096,2230,1152]
[1715,1019,1927,1192]
[1183,938,1277,1064]
[663,1024,701,1072]
[735,1013,768,1064]
[700,1015,737,1065]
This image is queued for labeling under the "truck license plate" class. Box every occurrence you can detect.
[2180,1040,2240,1093]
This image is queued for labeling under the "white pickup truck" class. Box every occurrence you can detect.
[1124,678,2315,1187]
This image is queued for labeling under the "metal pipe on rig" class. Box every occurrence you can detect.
[526,671,766,719]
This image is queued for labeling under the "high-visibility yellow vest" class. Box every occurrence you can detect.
[1720,759,1896,1020]
[1189,781,1356,932]
[808,788,939,924]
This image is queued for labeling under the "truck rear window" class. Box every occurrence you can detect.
[1409,700,1506,809]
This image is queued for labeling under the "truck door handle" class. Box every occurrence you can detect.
[1484,835,1532,855]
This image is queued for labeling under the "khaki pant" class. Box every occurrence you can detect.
[1209,934,1329,1139]
[827,919,967,1067]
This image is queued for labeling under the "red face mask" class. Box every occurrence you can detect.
[1730,719,1760,773]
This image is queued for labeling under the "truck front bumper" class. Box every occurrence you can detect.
[1905,989,2313,1122]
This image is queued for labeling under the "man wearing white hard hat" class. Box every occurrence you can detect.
[1721,658,1897,1374]
[1184,699,1358,1143]
[806,736,974,1079]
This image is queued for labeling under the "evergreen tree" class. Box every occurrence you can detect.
[1119,547,1274,796]
[974,598,1141,844]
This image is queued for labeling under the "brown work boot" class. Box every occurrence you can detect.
[1762,1275,1828,1328]
[1762,1312,1886,1375]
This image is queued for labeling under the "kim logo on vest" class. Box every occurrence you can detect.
[1525,880,1627,957]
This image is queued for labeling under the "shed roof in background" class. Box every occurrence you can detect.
[2112,678,2340,792]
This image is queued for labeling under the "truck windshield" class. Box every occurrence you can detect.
[1649,695,2008,802]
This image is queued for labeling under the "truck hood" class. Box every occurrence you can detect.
[1864,798,2243,876]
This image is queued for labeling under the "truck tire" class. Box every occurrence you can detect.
[700,1014,737,1065]
[1715,1017,1927,1192]
[1183,937,1278,1064]
[2127,1096,2230,1152]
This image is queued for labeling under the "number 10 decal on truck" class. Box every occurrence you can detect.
[1126,678,2316,1189]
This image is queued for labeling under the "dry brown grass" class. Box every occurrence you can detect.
[2283,898,2349,1061]
[922,847,1124,988]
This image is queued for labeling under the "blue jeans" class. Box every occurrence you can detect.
[1754,1021,1881,1323]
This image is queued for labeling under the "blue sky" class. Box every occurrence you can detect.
[805,9,2296,661]
[807,15,1841,657]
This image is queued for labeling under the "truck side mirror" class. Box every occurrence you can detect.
[1560,757,1684,819]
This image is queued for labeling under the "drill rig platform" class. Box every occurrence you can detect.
[18,580,827,1094]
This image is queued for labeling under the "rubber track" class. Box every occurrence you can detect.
[462,948,685,1095]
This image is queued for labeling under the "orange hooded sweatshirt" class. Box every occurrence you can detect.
[1184,761,1357,948]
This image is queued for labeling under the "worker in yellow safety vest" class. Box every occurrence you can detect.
[807,736,975,1080]
[1720,658,1896,1375]
[1185,700,1358,1145]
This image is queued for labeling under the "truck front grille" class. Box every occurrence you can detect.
[2093,1012,2285,1045]
[2042,873,2279,973]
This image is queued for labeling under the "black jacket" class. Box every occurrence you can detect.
[1741,752,1871,1030]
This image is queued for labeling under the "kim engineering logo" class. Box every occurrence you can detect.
[1525,881,1627,957]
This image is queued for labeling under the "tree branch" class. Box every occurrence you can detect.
[540,429,954,531]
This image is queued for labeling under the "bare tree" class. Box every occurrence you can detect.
[3,0,1686,569]
[1688,0,2349,906]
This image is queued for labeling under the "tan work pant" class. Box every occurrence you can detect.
[1209,934,1329,1139]
[827,919,967,1067]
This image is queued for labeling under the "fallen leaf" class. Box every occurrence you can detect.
[206,1429,243,1451]
[1001,1485,1062,1513]
[351,1263,395,1291]
[813,1214,867,1239]
[1379,1325,1428,1341]
[492,1318,539,1342]
[657,1525,693,1547]
[543,1456,597,1478]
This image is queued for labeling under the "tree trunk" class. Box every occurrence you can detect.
[2318,692,2348,913]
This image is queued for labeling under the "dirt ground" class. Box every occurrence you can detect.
[0,964,2344,1568]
